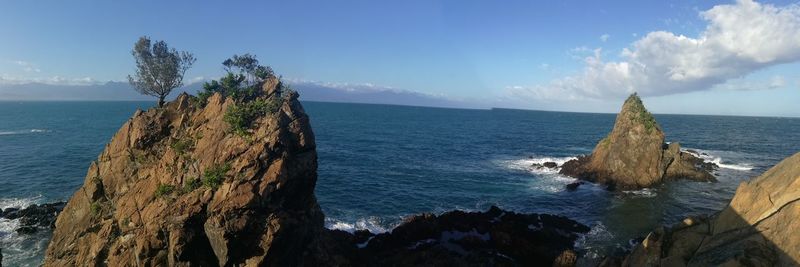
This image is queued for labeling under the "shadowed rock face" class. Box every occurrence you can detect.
[306,206,590,267]
[560,93,715,190]
[44,78,324,266]
[614,152,800,266]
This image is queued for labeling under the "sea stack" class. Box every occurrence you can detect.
[44,77,324,266]
[618,151,800,266]
[560,93,714,190]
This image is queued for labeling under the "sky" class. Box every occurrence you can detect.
[1,0,799,117]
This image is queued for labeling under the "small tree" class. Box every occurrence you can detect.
[127,36,196,107]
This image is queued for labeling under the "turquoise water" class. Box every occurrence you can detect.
[1,101,799,265]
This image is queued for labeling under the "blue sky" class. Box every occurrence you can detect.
[1,0,799,116]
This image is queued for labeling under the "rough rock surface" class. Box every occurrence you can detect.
[44,78,324,266]
[308,206,590,267]
[617,152,800,266]
[560,93,715,190]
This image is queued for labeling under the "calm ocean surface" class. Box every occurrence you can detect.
[1,101,799,265]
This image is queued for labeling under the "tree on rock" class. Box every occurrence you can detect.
[127,36,196,107]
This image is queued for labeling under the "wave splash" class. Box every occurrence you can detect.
[325,216,390,234]
[0,195,49,266]
[498,156,580,193]
[682,148,754,171]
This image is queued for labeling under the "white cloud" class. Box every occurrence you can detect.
[600,34,610,42]
[513,0,800,100]
[539,63,550,70]
[0,75,101,86]
[11,60,41,73]
[714,75,788,91]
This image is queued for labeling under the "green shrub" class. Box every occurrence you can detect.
[182,178,202,193]
[600,137,611,148]
[223,98,281,137]
[90,201,101,216]
[203,163,231,190]
[170,138,194,156]
[154,183,175,198]
[625,93,658,132]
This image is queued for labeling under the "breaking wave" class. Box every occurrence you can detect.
[325,216,390,234]
[683,148,754,171]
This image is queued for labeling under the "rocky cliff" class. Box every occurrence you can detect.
[616,151,800,266]
[560,93,715,190]
[44,77,324,266]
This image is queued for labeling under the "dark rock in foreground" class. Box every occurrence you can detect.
[559,93,716,190]
[0,202,65,234]
[308,206,591,266]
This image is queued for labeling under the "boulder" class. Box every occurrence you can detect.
[543,162,558,168]
[616,151,800,266]
[44,81,324,266]
[560,93,715,190]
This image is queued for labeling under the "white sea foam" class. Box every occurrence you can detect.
[0,196,48,266]
[0,195,43,210]
[499,156,580,193]
[621,188,657,198]
[0,129,50,136]
[574,221,614,249]
[325,216,389,234]
[501,156,577,174]
[683,148,753,171]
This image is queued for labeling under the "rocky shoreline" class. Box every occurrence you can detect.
[0,202,65,234]
[23,81,799,266]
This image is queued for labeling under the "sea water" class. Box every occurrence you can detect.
[1,101,799,265]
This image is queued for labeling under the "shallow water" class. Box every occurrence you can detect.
[1,101,799,265]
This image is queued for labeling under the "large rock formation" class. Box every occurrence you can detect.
[44,77,324,266]
[616,151,800,266]
[560,93,715,190]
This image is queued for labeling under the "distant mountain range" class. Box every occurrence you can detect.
[0,81,475,109]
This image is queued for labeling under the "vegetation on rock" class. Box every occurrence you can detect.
[624,93,658,132]
[153,183,175,198]
[170,137,194,156]
[202,162,230,190]
[223,97,281,137]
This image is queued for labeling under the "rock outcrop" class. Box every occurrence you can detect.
[616,151,800,266]
[44,77,324,266]
[0,201,65,234]
[560,93,715,190]
[309,206,590,266]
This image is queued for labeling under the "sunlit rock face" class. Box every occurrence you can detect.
[560,93,715,190]
[618,152,800,266]
[44,78,325,266]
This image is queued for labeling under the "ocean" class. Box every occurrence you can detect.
[1,101,799,265]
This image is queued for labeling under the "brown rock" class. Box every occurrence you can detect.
[619,152,800,266]
[44,83,324,266]
[559,93,715,190]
